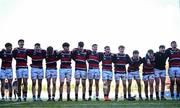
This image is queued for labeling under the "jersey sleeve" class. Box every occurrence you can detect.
[126,54,132,64]
[26,49,33,57]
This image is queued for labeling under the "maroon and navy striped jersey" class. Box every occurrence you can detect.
[166,48,180,67]
[0,50,13,69]
[27,49,46,68]
[113,53,131,73]
[87,50,101,69]
[142,56,155,75]
[45,51,59,69]
[12,48,28,68]
[100,53,113,71]
[128,57,142,72]
[72,48,88,71]
[59,50,72,69]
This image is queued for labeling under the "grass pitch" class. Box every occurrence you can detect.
[0,100,179,108]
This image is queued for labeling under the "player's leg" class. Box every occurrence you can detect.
[52,69,57,101]
[37,79,42,101]
[74,69,80,101]
[169,68,175,100]
[94,69,100,101]
[136,79,142,100]
[134,71,142,100]
[88,69,93,100]
[52,78,56,101]
[176,68,180,100]
[16,69,22,101]
[7,69,13,101]
[47,78,51,101]
[114,73,119,101]
[115,79,119,101]
[155,70,160,100]
[22,68,28,101]
[128,79,132,99]
[81,70,87,101]
[88,79,93,100]
[149,78,154,100]
[160,71,166,100]
[1,79,5,101]
[31,68,37,101]
[106,72,112,100]
[59,69,65,101]
[155,77,160,100]
[143,75,149,100]
[32,79,36,101]
[102,71,109,101]
[8,79,13,101]
[122,79,127,100]
[75,78,80,101]
[95,79,99,101]
[46,69,51,101]
[66,69,72,101]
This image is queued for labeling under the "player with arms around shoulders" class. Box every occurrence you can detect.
[142,49,155,100]
[72,41,88,101]
[58,42,73,101]
[87,44,101,101]
[166,41,180,100]
[101,46,113,101]
[127,50,143,100]
[113,45,131,101]
[12,39,28,102]
[154,45,168,100]
[45,46,59,101]
[0,43,13,101]
[27,43,46,101]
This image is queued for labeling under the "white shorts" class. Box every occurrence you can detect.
[154,69,166,78]
[115,73,127,81]
[75,70,87,79]
[31,68,44,80]
[88,69,100,80]
[0,69,13,79]
[102,71,113,81]
[143,74,155,81]
[59,69,72,81]
[46,69,57,79]
[16,68,28,79]
[128,71,140,80]
[168,67,180,78]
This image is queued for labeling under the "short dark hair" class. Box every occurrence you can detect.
[62,42,70,48]
[118,45,125,49]
[148,49,154,54]
[35,43,40,47]
[104,46,110,49]
[92,44,97,47]
[18,39,24,43]
[78,41,84,47]
[159,45,165,49]
[133,50,139,54]
[47,46,53,51]
[171,41,176,44]
[5,43,12,48]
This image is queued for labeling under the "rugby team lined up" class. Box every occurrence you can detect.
[0,39,179,102]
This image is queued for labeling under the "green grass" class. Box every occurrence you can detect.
[0,100,180,108]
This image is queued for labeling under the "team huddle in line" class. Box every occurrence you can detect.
[0,39,180,102]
